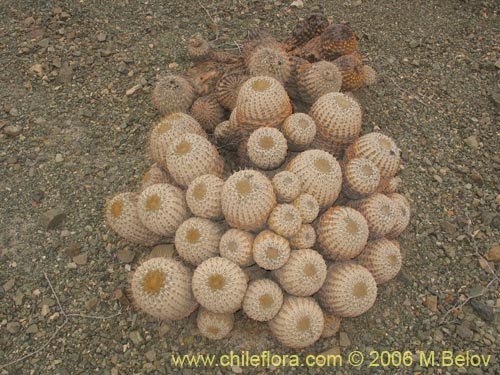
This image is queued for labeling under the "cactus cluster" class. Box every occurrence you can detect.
[104,16,409,349]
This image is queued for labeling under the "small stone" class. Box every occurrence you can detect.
[3,278,15,292]
[159,322,170,337]
[485,244,500,262]
[290,0,304,8]
[129,330,143,346]
[55,154,64,162]
[26,324,38,334]
[85,298,98,311]
[443,246,456,259]
[440,221,457,234]
[409,39,420,48]
[97,32,107,42]
[149,244,175,259]
[433,175,443,184]
[470,300,495,322]
[113,289,130,306]
[464,136,479,149]
[65,243,81,257]
[116,248,135,263]
[67,262,77,269]
[231,365,243,374]
[41,209,66,230]
[495,59,500,69]
[467,285,485,298]
[41,304,50,317]
[3,125,22,136]
[338,332,351,347]
[73,253,88,266]
[6,322,21,334]
[456,323,473,340]
[14,292,24,306]
[9,108,19,117]
[57,63,73,84]
[470,170,483,184]
[423,295,438,312]
[145,349,156,362]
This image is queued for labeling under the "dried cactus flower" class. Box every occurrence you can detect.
[350,193,397,239]
[105,192,163,246]
[363,65,378,86]
[333,54,365,91]
[321,313,342,338]
[386,193,410,239]
[246,127,288,170]
[152,75,196,115]
[141,163,176,191]
[190,94,225,132]
[318,262,377,317]
[286,150,342,208]
[243,279,283,321]
[175,217,223,265]
[281,113,317,151]
[137,184,189,237]
[272,171,301,203]
[221,170,277,231]
[236,76,292,131]
[187,33,212,62]
[192,257,248,314]
[309,92,362,146]
[186,174,224,219]
[377,176,402,194]
[131,257,198,320]
[268,204,303,238]
[268,296,324,349]
[216,69,249,111]
[320,24,358,61]
[273,249,327,296]
[284,14,329,51]
[219,229,255,267]
[345,132,401,178]
[247,45,292,84]
[292,193,320,224]
[317,206,369,260]
[166,133,223,188]
[149,113,206,169]
[296,61,342,104]
[290,224,317,249]
[342,158,381,199]
[357,238,402,284]
[253,230,291,270]
[197,308,234,340]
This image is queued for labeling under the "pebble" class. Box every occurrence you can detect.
[97,32,107,42]
[230,365,243,374]
[9,107,19,117]
[470,170,483,184]
[466,285,485,298]
[116,247,135,263]
[26,324,39,334]
[443,245,456,258]
[433,174,443,184]
[338,332,351,347]
[6,322,21,334]
[423,295,438,312]
[456,323,473,340]
[41,208,66,230]
[3,125,22,136]
[485,243,500,262]
[470,300,495,322]
[113,289,130,306]
[464,135,479,149]
[145,349,156,362]
[290,0,304,8]
[129,330,144,346]
[55,153,64,162]
[73,253,88,265]
[3,278,15,292]
[65,243,81,257]
[41,304,50,317]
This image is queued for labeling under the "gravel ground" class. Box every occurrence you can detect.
[0,1,499,374]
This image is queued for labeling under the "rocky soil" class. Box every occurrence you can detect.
[0,1,499,374]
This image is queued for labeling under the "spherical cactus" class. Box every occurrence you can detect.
[321,313,342,338]
[246,127,288,170]
[192,257,248,314]
[273,249,327,296]
[319,24,358,61]
[216,69,249,111]
[190,94,225,132]
[342,158,381,199]
[292,193,320,224]
[152,75,196,115]
[345,132,401,178]
[317,206,369,260]
[187,33,212,62]
[272,171,302,203]
[219,229,255,267]
[333,54,365,91]
[166,133,223,188]
[281,113,317,151]
[286,149,342,208]
[186,174,224,219]
[386,193,410,239]
[318,262,377,317]
[247,45,292,84]
[350,193,397,239]
[309,92,362,146]
[141,163,176,191]
[137,184,189,237]
[197,308,234,340]
[268,296,324,349]
[242,279,283,322]
[357,238,402,284]
[363,65,378,86]
[131,257,198,320]
[105,192,163,246]
[149,113,206,169]
[221,170,277,231]
[174,217,223,265]
[296,61,342,104]
[252,230,291,270]
[267,204,302,238]
[235,76,292,131]
[290,224,317,249]
[284,14,329,50]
